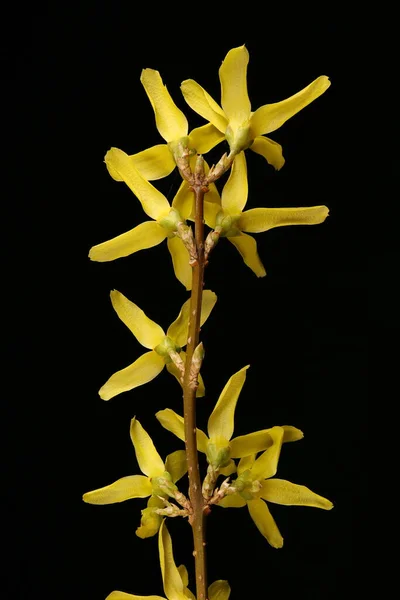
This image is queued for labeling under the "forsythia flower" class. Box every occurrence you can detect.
[156,366,303,473]
[90,147,197,289]
[181,45,331,167]
[107,69,224,182]
[218,426,333,548]
[106,521,231,600]
[83,418,187,538]
[206,151,329,276]
[99,289,216,400]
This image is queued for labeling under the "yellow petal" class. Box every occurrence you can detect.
[237,454,255,475]
[167,236,192,291]
[141,68,188,142]
[89,222,167,262]
[228,234,266,277]
[188,123,225,153]
[110,290,165,349]
[251,427,284,481]
[219,46,251,125]
[204,201,222,229]
[281,426,304,443]
[239,205,329,233]
[178,565,189,587]
[218,494,247,508]
[181,79,228,133]
[260,478,333,510]
[107,145,175,181]
[165,450,187,483]
[229,430,273,458]
[106,592,165,600]
[250,75,331,136]
[172,180,194,221]
[136,496,164,539]
[247,498,283,548]
[221,151,248,214]
[155,408,208,453]
[105,148,171,220]
[207,366,249,442]
[219,459,237,476]
[159,521,188,600]
[99,351,165,401]
[249,136,285,170]
[130,418,165,478]
[167,290,217,348]
[83,475,152,504]
[208,580,231,600]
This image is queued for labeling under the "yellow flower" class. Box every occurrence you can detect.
[107,69,224,182]
[218,426,333,548]
[89,147,196,289]
[83,418,187,538]
[99,289,216,400]
[156,366,303,474]
[106,520,231,600]
[181,45,331,168]
[204,151,329,276]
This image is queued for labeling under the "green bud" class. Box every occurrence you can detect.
[154,336,181,362]
[225,123,253,154]
[206,440,231,468]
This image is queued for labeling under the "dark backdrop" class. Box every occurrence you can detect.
[5,6,370,600]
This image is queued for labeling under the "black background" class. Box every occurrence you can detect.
[5,6,373,600]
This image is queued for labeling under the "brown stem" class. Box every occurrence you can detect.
[183,184,208,600]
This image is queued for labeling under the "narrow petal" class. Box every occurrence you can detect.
[165,450,187,483]
[141,68,188,142]
[159,521,188,600]
[209,580,231,600]
[89,222,167,262]
[178,565,189,587]
[204,201,222,229]
[83,475,152,504]
[250,136,285,170]
[239,205,329,233]
[188,123,225,153]
[221,152,248,214]
[229,430,273,458]
[250,75,331,136]
[167,290,217,348]
[237,455,255,475]
[181,79,228,133]
[219,459,236,476]
[207,366,249,442]
[105,148,171,220]
[130,418,165,478]
[228,234,266,277]
[136,496,164,539]
[106,592,165,600]
[107,145,175,181]
[99,351,165,401]
[247,498,283,548]
[172,180,193,220]
[218,494,247,508]
[219,46,251,124]
[260,479,333,510]
[155,409,208,453]
[167,236,192,291]
[251,427,284,481]
[110,290,165,349]
[282,425,304,443]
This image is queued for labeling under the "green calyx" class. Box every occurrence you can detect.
[206,439,231,468]
[233,470,262,501]
[151,471,178,497]
[158,208,184,234]
[215,210,241,238]
[168,136,196,159]
[154,336,182,362]
[225,123,253,155]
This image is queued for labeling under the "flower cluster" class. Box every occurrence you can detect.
[85,45,333,599]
